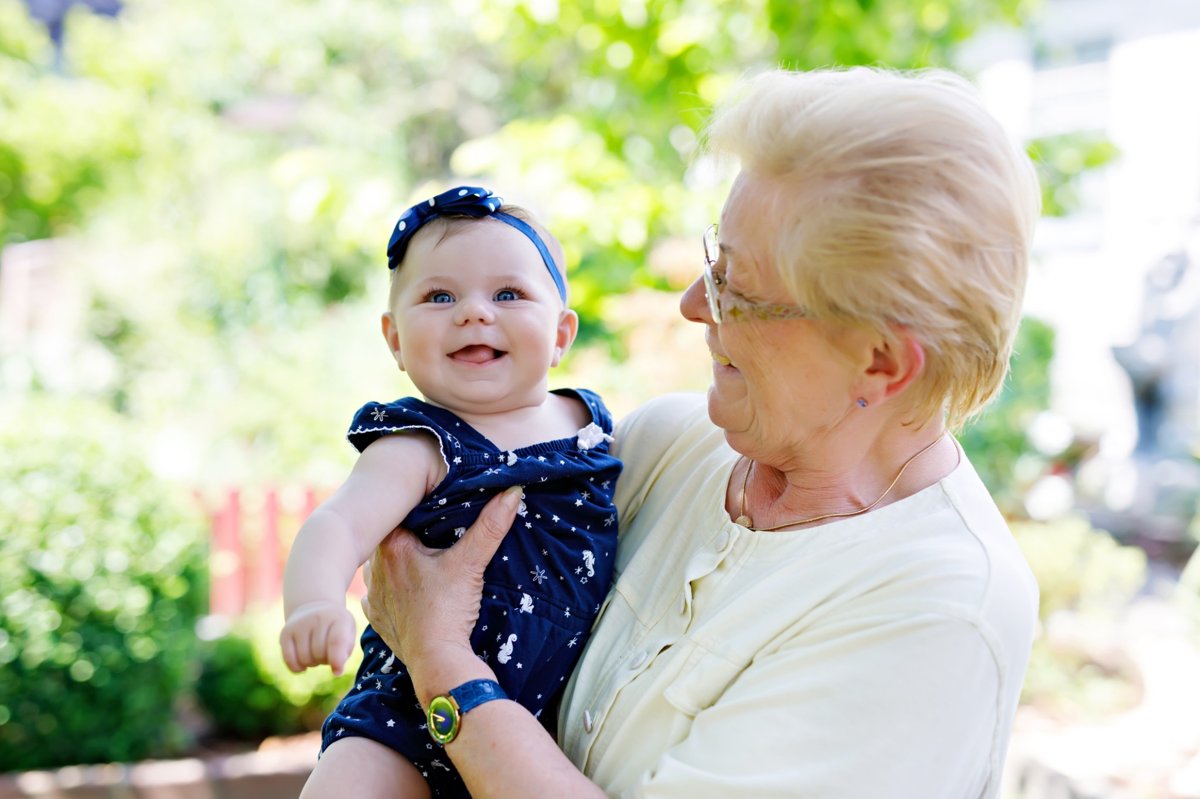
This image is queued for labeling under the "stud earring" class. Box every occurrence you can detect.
[856,398,868,408]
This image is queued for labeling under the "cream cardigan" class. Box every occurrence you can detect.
[558,393,1038,798]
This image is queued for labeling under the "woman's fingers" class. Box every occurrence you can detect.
[455,486,522,572]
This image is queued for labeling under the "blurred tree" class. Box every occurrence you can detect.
[1028,132,1120,217]
[0,0,1034,485]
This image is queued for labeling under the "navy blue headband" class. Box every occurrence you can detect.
[386,185,566,302]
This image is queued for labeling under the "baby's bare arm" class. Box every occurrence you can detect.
[280,432,445,673]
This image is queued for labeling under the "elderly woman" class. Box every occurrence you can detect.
[362,66,1040,798]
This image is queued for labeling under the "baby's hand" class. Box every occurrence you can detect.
[280,601,357,675]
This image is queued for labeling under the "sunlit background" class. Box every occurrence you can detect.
[2,0,1199,796]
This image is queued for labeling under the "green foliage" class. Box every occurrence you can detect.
[959,316,1056,517]
[0,0,1038,489]
[197,606,359,740]
[1014,516,1147,622]
[0,397,208,771]
[1028,132,1121,217]
[1011,516,1148,719]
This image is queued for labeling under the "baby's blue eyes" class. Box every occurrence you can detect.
[422,288,524,304]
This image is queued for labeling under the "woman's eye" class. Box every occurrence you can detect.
[494,288,521,302]
[711,270,727,288]
[427,291,455,304]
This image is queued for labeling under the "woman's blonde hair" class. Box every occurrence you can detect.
[705,67,1041,430]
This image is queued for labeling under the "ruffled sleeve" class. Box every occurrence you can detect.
[345,399,456,473]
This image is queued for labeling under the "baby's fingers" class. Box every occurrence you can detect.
[280,630,302,673]
[281,623,315,673]
[327,621,355,677]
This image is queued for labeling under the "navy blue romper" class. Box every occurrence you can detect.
[320,388,622,797]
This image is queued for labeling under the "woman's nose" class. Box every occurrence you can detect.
[680,275,712,325]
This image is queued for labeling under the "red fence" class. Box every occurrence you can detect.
[203,486,365,617]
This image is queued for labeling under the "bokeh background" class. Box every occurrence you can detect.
[2,0,1199,796]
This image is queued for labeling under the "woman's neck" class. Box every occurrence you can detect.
[732,428,958,532]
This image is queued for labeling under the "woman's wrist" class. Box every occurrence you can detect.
[407,644,499,709]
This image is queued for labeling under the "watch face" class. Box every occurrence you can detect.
[428,695,459,744]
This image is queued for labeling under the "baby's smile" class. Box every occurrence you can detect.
[449,345,507,364]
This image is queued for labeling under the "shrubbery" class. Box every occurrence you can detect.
[196,606,359,741]
[1012,515,1148,719]
[0,398,208,771]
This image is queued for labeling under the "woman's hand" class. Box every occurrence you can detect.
[362,485,522,684]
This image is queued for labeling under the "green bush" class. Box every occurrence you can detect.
[959,316,1056,518]
[0,397,208,771]
[197,605,359,740]
[1012,515,1148,719]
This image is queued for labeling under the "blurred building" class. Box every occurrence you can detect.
[962,0,1200,533]
[21,0,121,46]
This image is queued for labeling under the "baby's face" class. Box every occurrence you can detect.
[383,220,576,417]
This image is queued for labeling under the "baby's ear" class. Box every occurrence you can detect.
[381,312,406,371]
[551,309,579,367]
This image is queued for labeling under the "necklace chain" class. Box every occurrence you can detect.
[734,434,946,531]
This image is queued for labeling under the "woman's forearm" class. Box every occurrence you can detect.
[364,489,608,797]
[407,648,607,799]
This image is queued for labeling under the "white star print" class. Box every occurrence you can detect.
[371,407,387,421]
[531,566,547,584]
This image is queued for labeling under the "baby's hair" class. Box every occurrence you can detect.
[388,204,569,306]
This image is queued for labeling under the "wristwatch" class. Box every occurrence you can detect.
[426,678,508,745]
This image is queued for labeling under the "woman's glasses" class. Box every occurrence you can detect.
[702,224,808,325]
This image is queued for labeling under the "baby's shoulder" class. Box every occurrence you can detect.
[346,396,459,454]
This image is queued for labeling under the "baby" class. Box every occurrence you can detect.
[280,186,621,798]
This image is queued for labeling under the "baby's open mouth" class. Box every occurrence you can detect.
[450,345,506,364]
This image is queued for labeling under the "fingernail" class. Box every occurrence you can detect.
[502,485,524,508]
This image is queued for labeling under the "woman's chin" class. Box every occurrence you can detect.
[706,386,746,432]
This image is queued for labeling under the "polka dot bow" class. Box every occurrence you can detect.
[385,185,566,302]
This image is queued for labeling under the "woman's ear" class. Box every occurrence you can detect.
[551,309,579,367]
[860,327,925,404]
[381,312,406,371]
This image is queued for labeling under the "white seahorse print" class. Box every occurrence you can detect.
[518,593,534,614]
[582,550,596,578]
[497,633,517,664]
[379,652,395,674]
